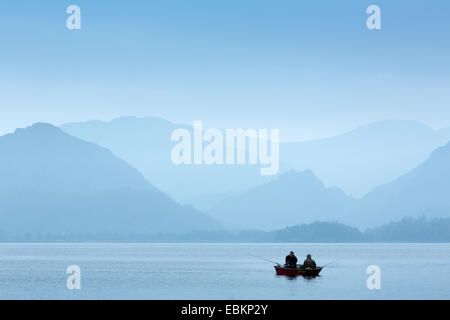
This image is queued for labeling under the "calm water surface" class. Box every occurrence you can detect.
[0,243,449,299]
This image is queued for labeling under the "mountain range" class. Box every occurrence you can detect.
[61,117,284,203]
[62,118,450,206]
[2,117,450,236]
[282,120,450,197]
[0,123,218,235]
[59,116,450,231]
[208,140,450,230]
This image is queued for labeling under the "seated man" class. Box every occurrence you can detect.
[303,254,317,269]
[285,251,298,268]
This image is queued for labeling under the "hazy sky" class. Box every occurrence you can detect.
[1,0,450,141]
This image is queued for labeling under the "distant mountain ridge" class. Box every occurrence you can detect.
[59,117,450,230]
[62,118,450,205]
[0,123,152,194]
[353,140,450,228]
[2,121,450,236]
[282,120,450,197]
[207,138,450,229]
[0,123,218,235]
[208,170,355,230]
[61,117,288,203]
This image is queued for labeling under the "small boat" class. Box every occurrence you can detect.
[274,265,323,277]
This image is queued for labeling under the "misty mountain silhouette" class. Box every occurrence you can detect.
[353,140,450,228]
[62,118,449,207]
[208,170,354,230]
[208,137,450,230]
[0,123,218,235]
[282,120,449,197]
[61,117,288,203]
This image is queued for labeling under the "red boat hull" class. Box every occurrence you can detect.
[274,265,322,277]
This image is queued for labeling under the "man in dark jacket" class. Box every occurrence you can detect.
[303,254,317,269]
[285,251,298,268]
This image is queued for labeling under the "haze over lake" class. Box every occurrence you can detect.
[1,243,449,300]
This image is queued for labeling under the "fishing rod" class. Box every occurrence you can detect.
[320,260,338,268]
[250,254,281,265]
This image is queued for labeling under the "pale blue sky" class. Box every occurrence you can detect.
[1,0,450,141]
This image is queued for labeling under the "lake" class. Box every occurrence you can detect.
[0,243,449,299]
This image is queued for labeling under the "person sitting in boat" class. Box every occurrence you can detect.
[285,251,298,269]
[303,254,317,269]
